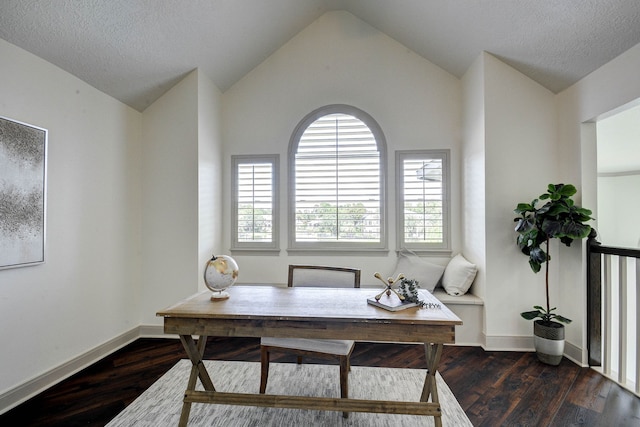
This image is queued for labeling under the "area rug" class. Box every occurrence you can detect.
[106,360,471,426]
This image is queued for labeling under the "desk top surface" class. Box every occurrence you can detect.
[157,286,462,326]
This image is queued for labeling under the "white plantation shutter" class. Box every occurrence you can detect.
[289,106,386,250]
[232,155,279,251]
[396,150,450,252]
[237,163,273,241]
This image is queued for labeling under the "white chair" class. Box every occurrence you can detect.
[259,265,361,418]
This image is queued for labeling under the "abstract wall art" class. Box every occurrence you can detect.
[0,116,47,270]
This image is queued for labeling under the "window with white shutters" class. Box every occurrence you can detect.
[231,155,279,252]
[396,150,450,252]
[288,105,387,252]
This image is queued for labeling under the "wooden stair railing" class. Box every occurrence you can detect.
[587,232,640,395]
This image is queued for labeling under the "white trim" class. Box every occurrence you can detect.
[483,333,534,351]
[598,170,640,177]
[0,327,139,415]
[482,334,586,366]
[138,324,171,338]
[563,340,585,366]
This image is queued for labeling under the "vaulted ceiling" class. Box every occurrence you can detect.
[1,1,640,112]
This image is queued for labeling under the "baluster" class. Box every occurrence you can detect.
[604,254,612,376]
[618,257,627,385]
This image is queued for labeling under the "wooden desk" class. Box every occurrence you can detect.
[157,285,462,427]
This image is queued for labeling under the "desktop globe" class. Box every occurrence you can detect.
[204,255,239,300]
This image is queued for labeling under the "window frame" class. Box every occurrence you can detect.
[287,104,387,253]
[395,149,451,255]
[231,154,280,253]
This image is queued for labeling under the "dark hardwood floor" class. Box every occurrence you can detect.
[1,337,638,426]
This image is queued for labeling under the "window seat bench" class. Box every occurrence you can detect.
[432,288,484,346]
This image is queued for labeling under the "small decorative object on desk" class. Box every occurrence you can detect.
[204,255,239,301]
[367,293,419,311]
[398,278,441,309]
[372,272,406,302]
[367,274,441,311]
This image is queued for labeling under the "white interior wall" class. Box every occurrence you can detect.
[597,175,640,247]
[557,41,640,362]
[139,70,201,325]
[461,54,486,303]
[197,71,225,294]
[597,105,640,248]
[0,39,142,396]
[596,104,640,175]
[482,53,558,348]
[221,11,462,285]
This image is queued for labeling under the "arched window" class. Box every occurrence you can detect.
[288,105,387,252]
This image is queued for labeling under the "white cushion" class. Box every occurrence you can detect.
[442,253,478,296]
[392,248,445,292]
[261,338,354,355]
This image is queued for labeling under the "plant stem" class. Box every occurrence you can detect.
[545,236,550,315]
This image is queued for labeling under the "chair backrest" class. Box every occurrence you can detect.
[288,265,361,288]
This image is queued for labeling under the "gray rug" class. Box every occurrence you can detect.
[107,360,472,426]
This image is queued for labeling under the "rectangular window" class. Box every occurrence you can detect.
[396,150,450,253]
[231,155,279,252]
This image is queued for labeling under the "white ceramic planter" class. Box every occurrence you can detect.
[533,320,565,365]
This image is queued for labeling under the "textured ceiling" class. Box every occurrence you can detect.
[1,0,640,112]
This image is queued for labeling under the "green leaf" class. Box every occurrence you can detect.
[576,207,593,217]
[541,218,563,237]
[546,203,570,216]
[558,184,577,197]
[514,217,534,233]
[562,222,591,240]
[521,310,542,320]
[528,258,541,273]
[514,202,535,214]
[554,315,572,324]
[529,247,547,264]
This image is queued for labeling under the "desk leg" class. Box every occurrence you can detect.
[178,335,214,427]
[421,342,443,427]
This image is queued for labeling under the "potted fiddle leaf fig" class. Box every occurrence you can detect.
[513,183,593,365]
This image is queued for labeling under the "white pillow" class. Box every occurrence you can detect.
[392,248,445,292]
[442,253,477,296]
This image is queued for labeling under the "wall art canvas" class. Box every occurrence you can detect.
[0,116,47,270]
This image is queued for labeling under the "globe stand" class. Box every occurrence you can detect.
[210,290,231,301]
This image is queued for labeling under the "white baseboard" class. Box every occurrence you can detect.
[563,340,586,366]
[482,333,586,366]
[0,327,139,415]
[483,333,533,351]
[138,324,171,338]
